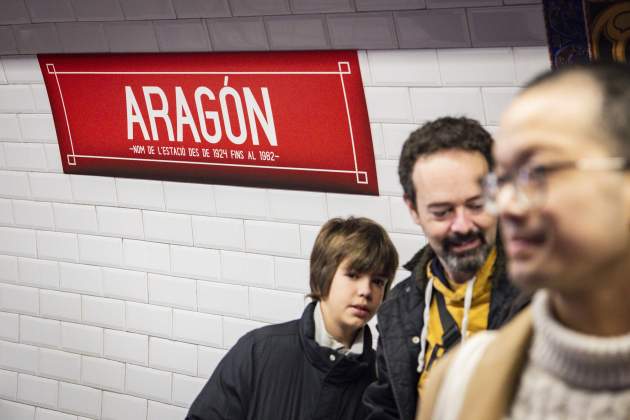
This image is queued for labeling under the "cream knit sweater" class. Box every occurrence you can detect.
[507,291,630,420]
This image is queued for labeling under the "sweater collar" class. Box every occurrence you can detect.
[531,290,630,390]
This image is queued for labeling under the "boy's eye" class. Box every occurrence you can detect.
[372,277,386,287]
[345,271,359,279]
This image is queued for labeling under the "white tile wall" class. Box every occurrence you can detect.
[0,46,550,417]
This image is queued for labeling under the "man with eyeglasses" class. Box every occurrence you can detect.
[363,117,523,420]
[418,62,630,420]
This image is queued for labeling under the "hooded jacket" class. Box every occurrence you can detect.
[362,242,524,420]
[186,301,376,420]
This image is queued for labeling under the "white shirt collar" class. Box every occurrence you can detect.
[313,301,364,355]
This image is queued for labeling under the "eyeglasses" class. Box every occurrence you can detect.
[482,157,629,214]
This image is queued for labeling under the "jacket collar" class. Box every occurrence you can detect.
[457,308,533,420]
[299,301,374,383]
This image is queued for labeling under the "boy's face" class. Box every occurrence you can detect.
[320,258,386,334]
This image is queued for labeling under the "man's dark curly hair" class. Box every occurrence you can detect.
[398,116,494,209]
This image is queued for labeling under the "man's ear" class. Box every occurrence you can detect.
[403,194,422,226]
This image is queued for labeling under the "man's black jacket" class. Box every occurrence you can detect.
[362,243,523,420]
[186,301,376,420]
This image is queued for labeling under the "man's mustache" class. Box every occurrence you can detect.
[443,231,485,251]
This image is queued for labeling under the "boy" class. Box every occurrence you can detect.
[186,217,399,420]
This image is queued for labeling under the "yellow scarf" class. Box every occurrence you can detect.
[417,248,496,393]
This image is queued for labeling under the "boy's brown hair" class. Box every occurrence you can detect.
[309,217,399,301]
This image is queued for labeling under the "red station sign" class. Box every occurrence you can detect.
[38,51,379,195]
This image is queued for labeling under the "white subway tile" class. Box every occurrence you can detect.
[61,322,103,357]
[149,337,197,376]
[82,295,125,329]
[147,401,187,420]
[0,399,35,419]
[35,408,77,420]
[357,49,371,85]
[370,123,386,159]
[197,346,226,378]
[0,227,36,257]
[123,239,170,273]
[97,207,143,239]
[368,49,441,86]
[102,268,147,303]
[0,198,13,224]
[4,142,47,171]
[197,281,248,318]
[382,123,417,159]
[18,258,59,289]
[29,173,73,202]
[438,48,516,86]
[0,368,18,400]
[249,288,304,323]
[267,190,327,224]
[70,175,117,206]
[2,56,43,83]
[409,87,485,123]
[0,255,18,283]
[327,193,392,229]
[0,283,39,315]
[172,309,222,348]
[389,232,426,267]
[143,211,192,245]
[148,273,196,310]
[20,315,60,348]
[164,181,215,215]
[223,317,266,348]
[364,87,413,123]
[126,302,172,338]
[31,85,51,113]
[53,204,98,234]
[103,329,148,366]
[376,159,403,196]
[12,200,53,229]
[58,382,102,419]
[17,114,56,143]
[192,215,244,251]
[390,197,420,234]
[171,245,219,281]
[298,224,319,258]
[172,373,206,407]
[116,178,165,211]
[0,170,30,198]
[244,220,300,257]
[220,251,273,288]
[0,312,19,342]
[125,364,172,403]
[38,348,81,383]
[37,231,79,262]
[59,262,103,296]
[514,46,550,85]
[43,144,62,173]
[0,144,5,168]
[40,290,82,322]
[215,186,268,219]
[482,86,520,125]
[81,355,125,392]
[101,391,147,420]
[0,114,21,141]
[275,257,309,293]
[0,85,35,113]
[17,374,58,409]
[0,341,38,374]
[78,234,123,267]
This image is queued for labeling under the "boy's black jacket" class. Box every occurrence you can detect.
[186,301,376,420]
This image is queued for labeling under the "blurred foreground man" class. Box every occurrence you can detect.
[419,62,630,420]
[363,117,521,420]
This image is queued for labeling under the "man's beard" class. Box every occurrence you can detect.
[439,231,491,277]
